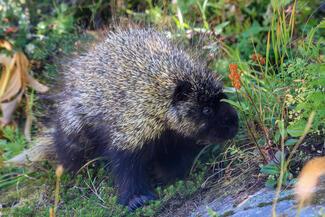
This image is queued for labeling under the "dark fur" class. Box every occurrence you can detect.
[54,121,203,209]
[54,100,237,210]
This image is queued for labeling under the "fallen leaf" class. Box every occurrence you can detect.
[0,54,11,66]
[0,40,49,139]
[0,54,24,102]
[27,74,49,93]
[0,90,23,126]
[0,54,17,98]
[0,39,13,51]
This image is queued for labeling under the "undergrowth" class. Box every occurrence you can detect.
[0,0,324,216]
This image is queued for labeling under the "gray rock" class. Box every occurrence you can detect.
[191,187,325,217]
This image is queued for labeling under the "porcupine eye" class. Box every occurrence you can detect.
[202,107,212,116]
[172,81,192,103]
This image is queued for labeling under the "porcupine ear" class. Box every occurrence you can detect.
[172,81,193,104]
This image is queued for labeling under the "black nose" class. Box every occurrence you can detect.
[219,101,238,122]
[218,103,239,139]
[221,111,238,126]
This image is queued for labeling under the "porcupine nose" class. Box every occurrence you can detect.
[218,102,239,139]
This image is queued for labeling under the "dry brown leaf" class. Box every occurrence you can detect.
[16,52,29,83]
[0,54,11,66]
[295,157,325,205]
[0,53,17,98]
[0,90,23,126]
[0,55,24,102]
[0,40,49,139]
[27,74,49,93]
[0,39,13,51]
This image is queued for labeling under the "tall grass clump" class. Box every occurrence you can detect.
[217,1,324,214]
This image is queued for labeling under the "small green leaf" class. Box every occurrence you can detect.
[287,124,305,137]
[284,139,298,146]
[260,164,280,175]
[318,19,325,28]
[221,99,248,112]
[265,176,277,188]
[207,207,219,217]
[241,21,266,38]
[214,21,230,35]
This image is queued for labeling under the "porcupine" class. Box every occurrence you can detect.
[8,29,239,210]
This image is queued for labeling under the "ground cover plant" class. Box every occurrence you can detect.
[0,0,324,216]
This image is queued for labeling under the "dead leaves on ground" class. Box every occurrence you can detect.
[0,40,49,141]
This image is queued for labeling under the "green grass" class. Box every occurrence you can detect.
[1,163,206,216]
[0,0,324,216]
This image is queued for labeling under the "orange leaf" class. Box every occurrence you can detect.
[228,63,242,90]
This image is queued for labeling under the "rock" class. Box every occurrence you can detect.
[191,184,325,217]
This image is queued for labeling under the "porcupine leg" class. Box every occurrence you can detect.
[54,125,90,171]
[152,133,201,184]
[109,148,156,211]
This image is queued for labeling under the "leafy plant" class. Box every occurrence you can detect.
[0,126,27,159]
[0,0,324,216]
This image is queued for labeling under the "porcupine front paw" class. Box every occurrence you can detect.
[127,192,157,211]
[110,146,157,211]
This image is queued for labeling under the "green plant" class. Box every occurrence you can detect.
[0,126,27,160]
[207,208,220,217]
[1,1,324,216]
[217,0,324,190]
